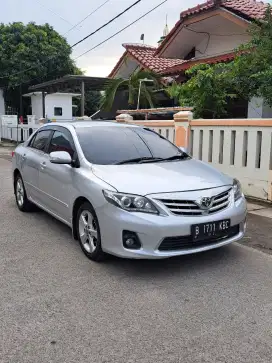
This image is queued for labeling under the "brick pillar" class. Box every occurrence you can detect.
[116,113,133,123]
[173,111,193,148]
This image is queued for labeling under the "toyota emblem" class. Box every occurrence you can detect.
[200,197,212,209]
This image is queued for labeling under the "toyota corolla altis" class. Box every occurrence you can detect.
[12,122,247,261]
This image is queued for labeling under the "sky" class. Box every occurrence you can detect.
[1,0,200,77]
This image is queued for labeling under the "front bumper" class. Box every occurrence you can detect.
[97,196,247,259]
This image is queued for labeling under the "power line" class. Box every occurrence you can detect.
[71,0,142,48]
[63,0,111,36]
[35,0,74,27]
[74,0,168,60]
[0,0,139,80]
[12,0,168,87]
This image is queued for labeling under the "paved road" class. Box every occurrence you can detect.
[0,158,272,363]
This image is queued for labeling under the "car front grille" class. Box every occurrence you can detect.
[158,225,240,251]
[157,189,231,216]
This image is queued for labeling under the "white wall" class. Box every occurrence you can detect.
[31,94,42,119]
[115,56,140,79]
[45,94,73,121]
[30,93,74,121]
[195,19,251,59]
[160,12,251,60]
[0,89,5,116]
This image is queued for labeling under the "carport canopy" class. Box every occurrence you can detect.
[29,75,116,117]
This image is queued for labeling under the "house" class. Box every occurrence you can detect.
[23,92,81,122]
[109,0,270,118]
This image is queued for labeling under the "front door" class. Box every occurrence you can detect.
[38,129,77,224]
[21,129,52,202]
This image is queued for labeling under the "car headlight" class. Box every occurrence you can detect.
[103,190,159,214]
[233,178,242,201]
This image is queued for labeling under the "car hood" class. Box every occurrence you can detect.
[92,159,233,195]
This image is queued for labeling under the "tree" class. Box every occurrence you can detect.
[101,69,161,111]
[73,91,102,117]
[166,63,237,118]
[231,5,272,106]
[166,5,272,118]
[0,22,81,113]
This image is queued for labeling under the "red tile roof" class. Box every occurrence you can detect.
[222,0,269,20]
[180,0,216,18]
[181,0,269,20]
[124,44,186,72]
[155,0,269,56]
[108,44,186,78]
[161,51,237,75]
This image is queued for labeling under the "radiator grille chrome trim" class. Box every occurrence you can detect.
[157,189,232,216]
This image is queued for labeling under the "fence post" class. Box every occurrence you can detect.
[174,111,193,149]
[116,113,133,123]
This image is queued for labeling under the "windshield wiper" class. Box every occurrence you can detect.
[162,153,190,162]
[116,157,164,165]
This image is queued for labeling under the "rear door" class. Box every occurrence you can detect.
[21,129,52,201]
[38,127,78,223]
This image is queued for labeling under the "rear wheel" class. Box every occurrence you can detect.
[15,174,33,212]
[76,202,105,262]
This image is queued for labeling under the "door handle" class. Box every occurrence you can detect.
[22,154,26,160]
[40,162,47,170]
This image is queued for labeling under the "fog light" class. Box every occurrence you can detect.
[123,231,141,250]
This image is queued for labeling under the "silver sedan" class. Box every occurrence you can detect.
[12,121,247,261]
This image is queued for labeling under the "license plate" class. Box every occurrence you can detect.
[191,219,231,241]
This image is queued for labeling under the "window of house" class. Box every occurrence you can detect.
[48,130,75,158]
[184,47,196,60]
[54,107,63,116]
[31,130,52,152]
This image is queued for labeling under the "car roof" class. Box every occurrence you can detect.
[42,121,139,129]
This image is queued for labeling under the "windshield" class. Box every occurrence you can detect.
[76,126,187,165]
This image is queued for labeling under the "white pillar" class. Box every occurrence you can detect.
[0,89,5,116]
[247,97,272,118]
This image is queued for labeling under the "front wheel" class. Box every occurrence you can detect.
[15,175,33,212]
[76,202,105,262]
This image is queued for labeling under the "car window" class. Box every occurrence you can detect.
[28,133,37,147]
[48,130,75,158]
[76,126,182,165]
[31,130,52,152]
[134,128,181,159]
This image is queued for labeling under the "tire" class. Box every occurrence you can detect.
[76,202,105,262]
[14,174,33,212]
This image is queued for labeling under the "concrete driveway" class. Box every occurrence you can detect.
[0,158,272,363]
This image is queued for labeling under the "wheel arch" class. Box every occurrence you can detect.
[72,196,91,240]
[13,169,21,193]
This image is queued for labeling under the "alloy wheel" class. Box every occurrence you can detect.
[16,179,25,207]
[78,210,98,253]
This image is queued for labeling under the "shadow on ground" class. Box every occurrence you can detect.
[14,198,246,277]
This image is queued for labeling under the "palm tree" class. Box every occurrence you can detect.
[101,69,161,111]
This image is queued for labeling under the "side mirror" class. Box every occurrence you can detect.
[49,151,72,165]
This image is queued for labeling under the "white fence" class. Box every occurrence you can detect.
[0,115,40,143]
[189,121,272,201]
[1,125,39,143]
